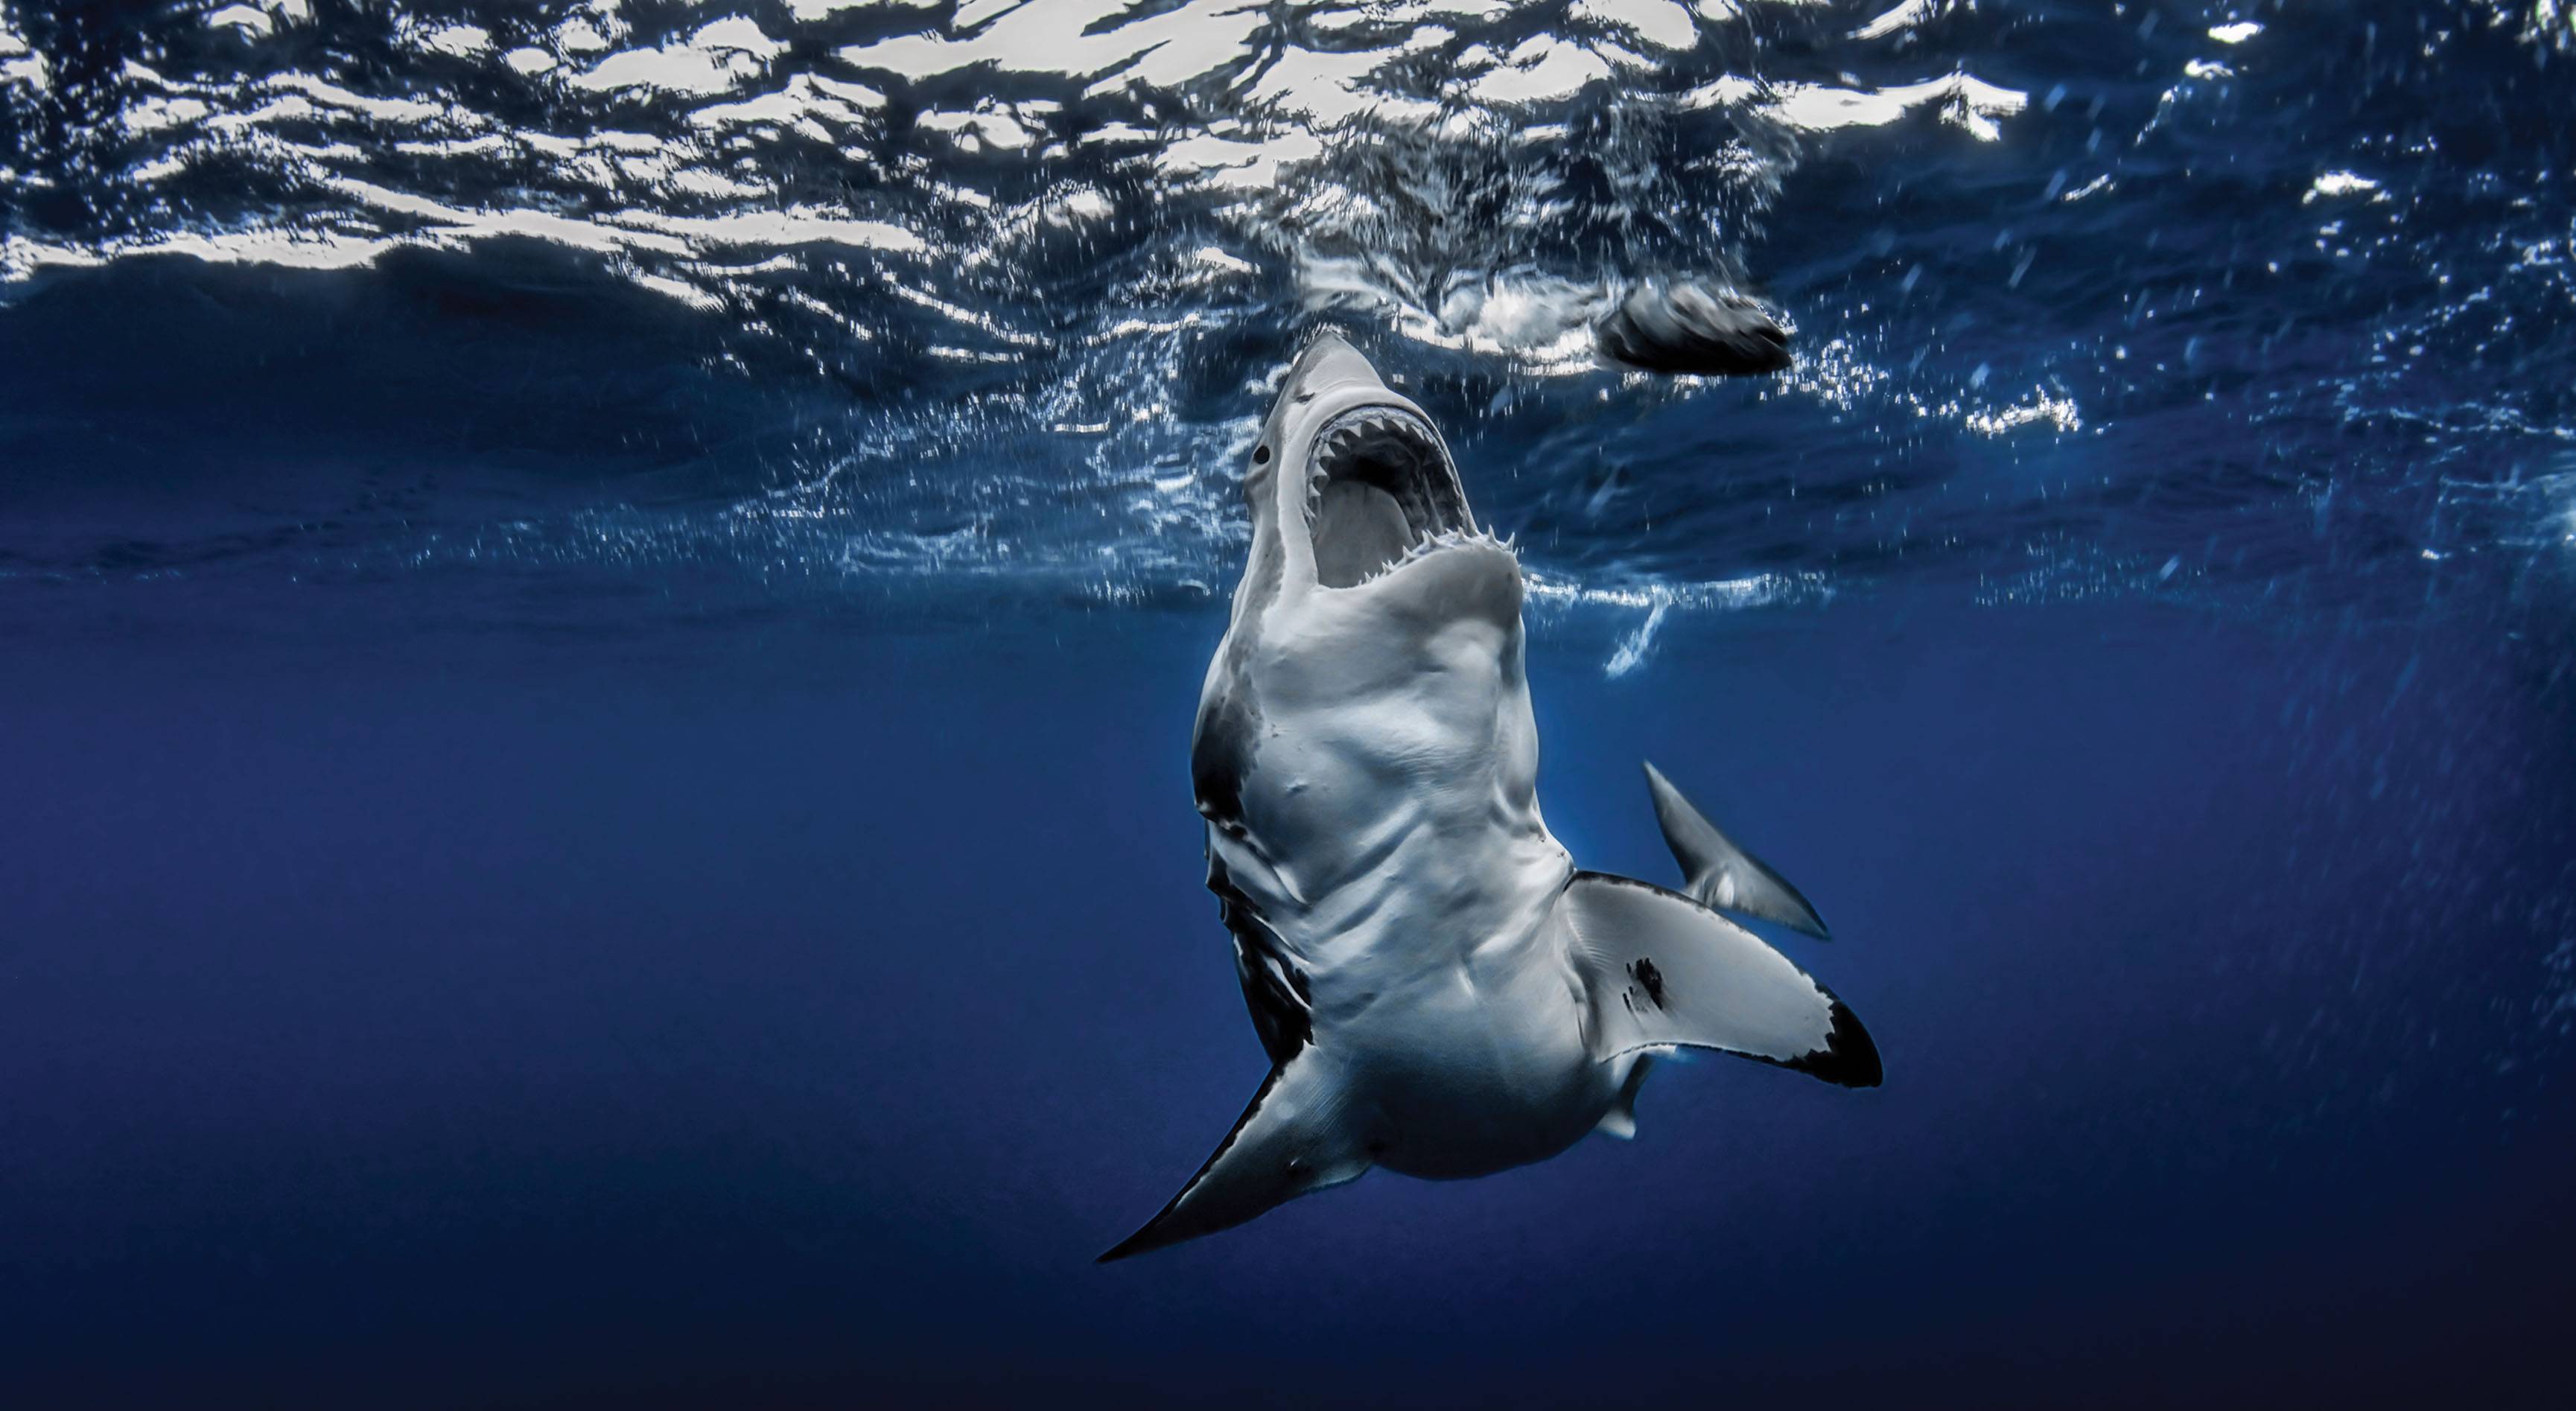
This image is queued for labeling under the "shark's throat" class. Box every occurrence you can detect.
[1304,407,1468,589]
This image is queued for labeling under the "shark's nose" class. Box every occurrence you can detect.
[1289,331,1384,399]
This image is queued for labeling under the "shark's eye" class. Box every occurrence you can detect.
[1253,445,1271,465]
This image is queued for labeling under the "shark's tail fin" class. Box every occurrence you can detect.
[1641,761,1831,940]
[1098,1047,1367,1262]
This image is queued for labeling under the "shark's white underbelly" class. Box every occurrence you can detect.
[1203,588,1629,1176]
[1212,789,1616,1178]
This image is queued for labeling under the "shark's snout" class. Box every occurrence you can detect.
[1268,334,1480,592]
[1285,329,1383,393]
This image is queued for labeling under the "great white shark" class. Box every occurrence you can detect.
[1101,333,1878,1261]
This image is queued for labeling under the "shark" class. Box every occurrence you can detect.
[1101,334,1877,1261]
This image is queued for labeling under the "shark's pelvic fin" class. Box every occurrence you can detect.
[1558,872,1881,1088]
[1098,1046,1367,1263]
[1641,760,1831,940]
[1594,1053,1657,1140]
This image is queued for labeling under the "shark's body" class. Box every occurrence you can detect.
[1103,335,1875,1261]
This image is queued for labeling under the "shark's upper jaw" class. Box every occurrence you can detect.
[1300,403,1474,590]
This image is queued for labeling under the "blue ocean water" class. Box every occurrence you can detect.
[3,0,2573,1404]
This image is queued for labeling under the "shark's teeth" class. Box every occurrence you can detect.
[1343,525,1518,589]
[1309,407,1437,477]
[1300,403,1483,582]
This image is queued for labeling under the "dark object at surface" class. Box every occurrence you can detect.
[1593,278,1793,376]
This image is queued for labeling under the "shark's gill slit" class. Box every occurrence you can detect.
[1306,407,1465,589]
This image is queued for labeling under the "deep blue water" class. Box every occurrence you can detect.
[5,1,2575,1405]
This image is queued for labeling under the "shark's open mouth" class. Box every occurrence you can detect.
[1304,406,1472,589]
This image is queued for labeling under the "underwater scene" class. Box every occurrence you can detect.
[3,0,2573,1404]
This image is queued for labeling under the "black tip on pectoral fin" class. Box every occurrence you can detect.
[1558,872,1882,1092]
[1785,999,1883,1089]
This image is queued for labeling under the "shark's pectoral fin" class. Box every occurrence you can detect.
[1098,1047,1367,1263]
[1642,761,1831,939]
[1558,872,1881,1088]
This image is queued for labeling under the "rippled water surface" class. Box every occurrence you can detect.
[7,0,2572,645]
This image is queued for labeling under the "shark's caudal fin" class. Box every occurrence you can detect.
[1556,872,1881,1087]
[1641,761,1831,940]
[1098,1047,1367,1263]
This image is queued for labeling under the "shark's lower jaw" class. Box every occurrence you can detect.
[1303,405,1480,590]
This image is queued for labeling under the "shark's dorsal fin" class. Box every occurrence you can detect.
[1642,761,1831,939]
[1098,1047,1367,1262]
[1557,872,1880,1087]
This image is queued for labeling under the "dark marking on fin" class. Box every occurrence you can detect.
[1562,870,1883,1089]
[1777,1000,1883,1089]
[1632,958,1667,1009]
